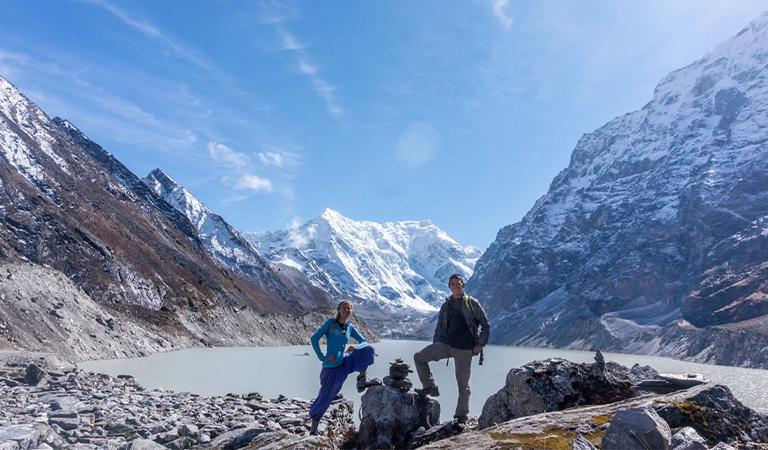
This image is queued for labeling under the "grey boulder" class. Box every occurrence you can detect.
[572,435,597,450]
[0,425,44,450]
[357,385,440,449]
[479,369,546,429]
[208,426,267,450]
[602,407,672,450]
[671,427,707,450]
[125,439,167,450]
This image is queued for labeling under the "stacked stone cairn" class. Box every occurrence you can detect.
[358,358,440,449]
[382,358,413,391]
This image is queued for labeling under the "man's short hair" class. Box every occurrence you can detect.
[448,274,464,284]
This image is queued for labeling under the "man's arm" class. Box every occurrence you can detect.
[472,298,490,347]
[432,303,447,343]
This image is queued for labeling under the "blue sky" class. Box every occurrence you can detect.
[2,0,767,248]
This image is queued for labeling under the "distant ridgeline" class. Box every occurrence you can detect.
[468,11,768,369]
[0,74,340,362]
[245,208,481,337]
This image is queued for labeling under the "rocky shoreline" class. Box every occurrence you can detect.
[0,356,353,450]
[3,351,768,449]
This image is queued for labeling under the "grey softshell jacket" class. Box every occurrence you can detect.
[433,295,490,347]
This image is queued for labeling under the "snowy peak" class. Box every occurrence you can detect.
[248,209,480,317]
[52,117,89,141]
[468,9,768,356]
[144,169,209,229]
[0,76,70,188]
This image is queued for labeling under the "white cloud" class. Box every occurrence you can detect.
[297,58,317,75]
[272,25,343,118]
[83,0,250,98]
[491,0,513,29]
[258,151,284,167]
[278,28,305,51]
[236,174,273,192]
[207,141,250,169]
[396,122,441,168]
[287,217,309,248]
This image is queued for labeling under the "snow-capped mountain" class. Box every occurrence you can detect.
[246,209,481,322]
[0,74,333,360]
[468,11,768,368]
[143,168,271,279]
[142,169,331,311]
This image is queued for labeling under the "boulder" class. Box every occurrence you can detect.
[357,385,440,449]
[479,354,636,428]
[479,369,546,429]
[671,427,707,450]
[0,425,43,450]
[239,431,337,449]
[710,443,736,450]
[125,439,167,450]
[572,435,597,450]
[408,417,478,448]
[655,384,767,445]
[23,364,45,386]
[208,427,267,450]
[166,436,196,450]
[601,407,672,450]
[178,423,198,438]
[398,382,766,450]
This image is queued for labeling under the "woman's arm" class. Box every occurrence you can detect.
[310,319,331,361]
[349,323,368,349]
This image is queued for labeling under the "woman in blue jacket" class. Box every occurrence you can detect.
[309,300,379,435]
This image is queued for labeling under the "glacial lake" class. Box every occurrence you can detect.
[80,340,768,422]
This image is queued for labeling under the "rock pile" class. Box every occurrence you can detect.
[419,382,768,449]
[0,362,352,449]
[358,359,439,449]
[382,358,413,391]
[479,352,655,428]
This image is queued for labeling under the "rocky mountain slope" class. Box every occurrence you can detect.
[143,168,330,311]
[0,74,332,361]
[246,209,480,334]
[468,11,768,368]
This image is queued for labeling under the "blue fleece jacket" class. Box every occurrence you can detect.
[311,318,368,368]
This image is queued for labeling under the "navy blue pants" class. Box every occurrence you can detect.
[309,345,375,421]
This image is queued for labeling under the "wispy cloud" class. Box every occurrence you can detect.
[235,174,273,192]
[82,0,251,98]
[207,140,274,195]
[0,48,199,151]
[491,0,513,29]
[84,0,212,71]
[395,122,441,168]
[208,141,250,169]
[258,149,301,169]
[258,151,284,167]
[276,26,343,118]
[277,27,305,51]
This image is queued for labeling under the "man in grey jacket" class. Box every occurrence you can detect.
[414,274,490,423]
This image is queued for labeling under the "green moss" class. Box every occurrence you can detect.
[488,428,581,450]
[673,401,709,426]
[585,428,606,448]
[591,415,612,426]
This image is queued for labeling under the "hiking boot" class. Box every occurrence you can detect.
[414,385,440,397]
[356,375,382,393]
[453,415,468,424]
[309,419,320,435]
